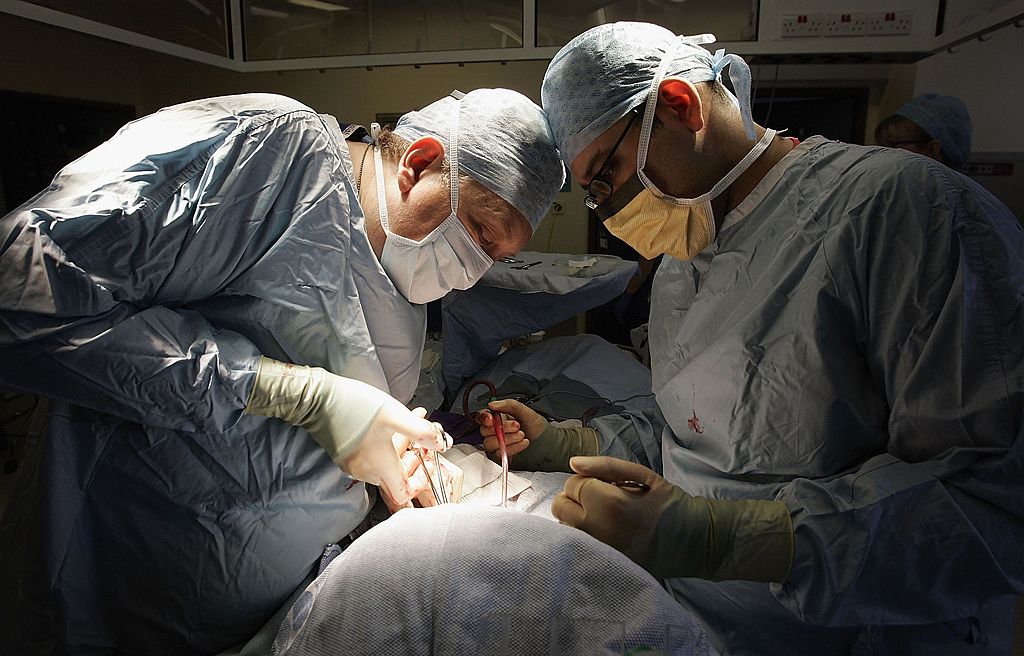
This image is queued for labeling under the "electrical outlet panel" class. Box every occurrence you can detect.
[824,12,867,36]
[781,13,823,38]
[867,11,913,35]
[786,9,914,38]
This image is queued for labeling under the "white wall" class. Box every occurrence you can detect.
[913,24,1024,152]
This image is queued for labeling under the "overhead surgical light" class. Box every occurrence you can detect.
[286,0,350,11]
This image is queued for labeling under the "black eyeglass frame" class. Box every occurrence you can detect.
[584,109,641,210]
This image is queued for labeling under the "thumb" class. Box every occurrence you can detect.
[568,456,657,486]
[487,398,526,418]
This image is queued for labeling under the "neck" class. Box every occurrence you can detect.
[713,128,795,228]
[350,141,386,258]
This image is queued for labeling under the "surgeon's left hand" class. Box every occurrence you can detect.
[552,456,794,583]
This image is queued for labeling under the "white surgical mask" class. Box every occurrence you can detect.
[370,120,493,305]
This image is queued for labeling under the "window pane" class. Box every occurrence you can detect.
[27,0,230,56]
[243,0,523,61]
[536,0,758,47]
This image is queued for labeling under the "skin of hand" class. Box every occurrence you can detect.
[477,399,547,461]
[551,456,666,569]
[340,407,452,506]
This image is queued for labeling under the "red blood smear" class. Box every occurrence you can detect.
[687,410,704,434]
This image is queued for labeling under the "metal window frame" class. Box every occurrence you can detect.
[1,0,1021,71]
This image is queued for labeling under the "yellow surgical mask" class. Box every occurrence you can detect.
[596,126,776,261]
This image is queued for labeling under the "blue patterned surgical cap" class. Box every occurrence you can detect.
[542,22,756,167]
[394,88,565,233]
[894,93,972,168]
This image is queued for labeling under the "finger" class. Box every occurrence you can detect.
[387,406,447,451]
[379,479,414,512]
[501,415,520,433]
[482,430,525,453]
[551,492,586,526]
[476,410,493,427]
[562,473,603,506]
[568,456,658,487]
[505,438,530,457]
[400,450,422,478]
[375,453,414,506]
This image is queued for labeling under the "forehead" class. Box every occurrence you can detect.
[463,179,532,242]
[569,115,631,183]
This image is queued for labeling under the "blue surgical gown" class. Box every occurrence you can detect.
[0,94,426,653]
[649,137,1023,654]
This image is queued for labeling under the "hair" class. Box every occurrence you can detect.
[376,125,472,189]
[874,114,932,145]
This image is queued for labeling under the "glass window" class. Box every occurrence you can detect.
[536,0,758,47]
[243,0,524,61]
[27,0,230,56]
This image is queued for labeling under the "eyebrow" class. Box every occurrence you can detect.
[580,149,605,184]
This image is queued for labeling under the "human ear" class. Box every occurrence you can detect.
[655,78,705,133]
[397,136,445,193]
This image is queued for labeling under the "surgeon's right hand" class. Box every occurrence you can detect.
[244,356,449,504]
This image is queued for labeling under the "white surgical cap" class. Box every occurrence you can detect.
[542,22,756,167]
[394,88,565,233]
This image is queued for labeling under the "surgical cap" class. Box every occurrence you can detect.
[893,93,972,168]
[542,22,756,167]
[394,88,565,233]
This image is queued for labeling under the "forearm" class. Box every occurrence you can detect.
[0,305,260,434]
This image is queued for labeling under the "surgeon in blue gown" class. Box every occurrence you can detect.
[502,22,1024,655]
[0,89,563,654]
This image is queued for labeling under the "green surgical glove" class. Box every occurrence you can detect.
[552,456,794,583]
[479,399,600,472]
[511,421,600,472]
[245,357,448,502]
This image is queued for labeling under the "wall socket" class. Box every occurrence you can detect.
[784,10,913,38]
[782,13,823,38]
[823,12,867,36]
[867,11,913,35]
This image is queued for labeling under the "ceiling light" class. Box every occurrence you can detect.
[287,0,350,10]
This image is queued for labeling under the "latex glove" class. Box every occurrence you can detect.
[479,399,600,472]
[552,456,794,582]
[382,443,464,511]
[245,357,449,504]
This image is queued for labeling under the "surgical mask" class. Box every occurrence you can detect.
[594,40,774,261]
[595,125,776,260]
[370,121,493,305]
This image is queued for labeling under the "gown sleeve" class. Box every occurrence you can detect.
[0,95,343,434]
[772,156,1024,625]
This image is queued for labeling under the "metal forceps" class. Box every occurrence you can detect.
[511,260,543,270]
[416,423,450,505]
[499,256,522,264]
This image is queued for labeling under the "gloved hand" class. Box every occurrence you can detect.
[551,456,794,582]
[478,399,600,472]
[381,446,464,512]
[245,357,450,504]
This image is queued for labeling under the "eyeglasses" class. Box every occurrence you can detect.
[585,109,640,210]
